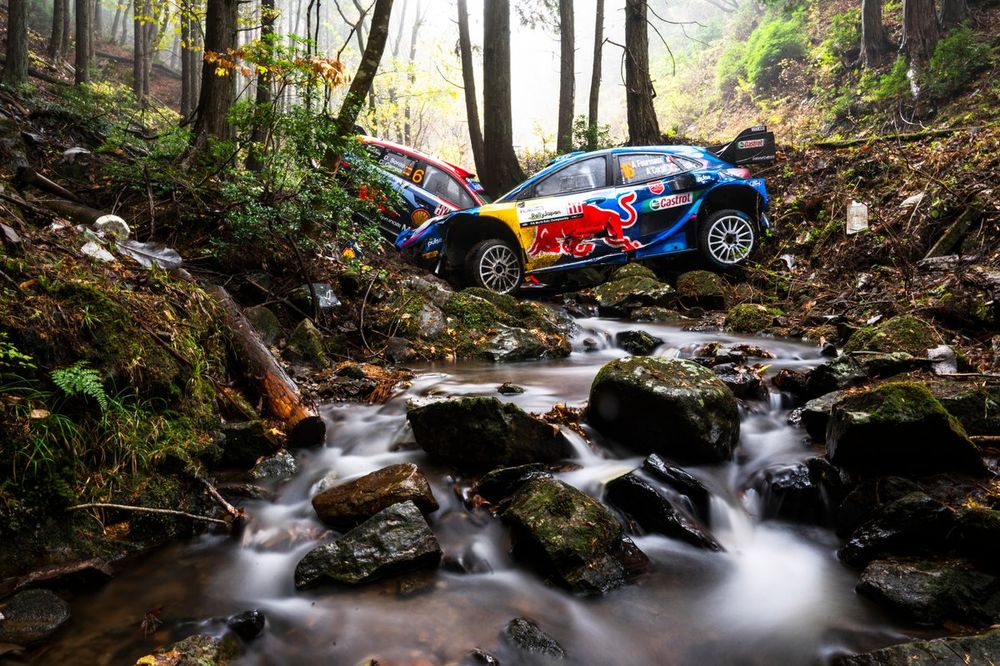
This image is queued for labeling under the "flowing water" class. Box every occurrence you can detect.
[38,317,924,665]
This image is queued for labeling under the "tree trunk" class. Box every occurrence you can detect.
[587,0,604,150]
[49,0,66,60]
[402,0,426,145]
[482,0,525,195]
[133,0,145,101]
[110,0,124,45]
[180,0,193,117]
[624,0,659,145]
[119,0,130,44]
[903,0,940,65]
[2,0,29,85]
[246,0,275,171]
[94,0,103,39]
[457,0,485,178]
[861,0,890,67]
[61,0,72,58]
[193,0,238,142]
[939,0,969,28]
[556,0,574,153]
[332,0,394,140]
[75,0,92,84]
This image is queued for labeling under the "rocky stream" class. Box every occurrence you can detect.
[10,307,999,665]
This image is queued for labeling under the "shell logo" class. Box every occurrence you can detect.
[411,209,431,225]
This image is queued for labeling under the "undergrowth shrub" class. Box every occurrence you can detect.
[860,55,910,103]
[922,25,992,100]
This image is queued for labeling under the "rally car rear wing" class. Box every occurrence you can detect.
[709,126,776,165]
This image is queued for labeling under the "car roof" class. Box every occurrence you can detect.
[360,136,479,182]
[495,144,725,202]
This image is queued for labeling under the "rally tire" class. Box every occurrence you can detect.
[698,209,758,270]
[465,238,523,295]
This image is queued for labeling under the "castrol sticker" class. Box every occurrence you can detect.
[648,192,693,211]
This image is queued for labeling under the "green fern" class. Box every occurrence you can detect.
[51,361,109,412]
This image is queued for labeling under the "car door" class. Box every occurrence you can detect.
[614,152,702,248]
[514,155,621,266]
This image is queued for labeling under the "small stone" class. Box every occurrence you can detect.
[219,420,279,468]
[500,617,566,659]
[284,319,328,367]
[249,450,297,482]
[837,628,1000,666]
[226,609,266,642]
[497,382,525,395]
[615,330,664,356]
[675,270,726,310]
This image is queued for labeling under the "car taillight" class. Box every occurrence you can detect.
[723,168,752,179]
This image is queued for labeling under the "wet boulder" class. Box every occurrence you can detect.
[615,330,664,356]
[630,306,682,322]
[311,463,439,527]
[826,382,987,476]
[834,477,921,538]
[588,357,740,464]
[243,305,282,346]
[226,609,266,642]
[836,628,1000,666]
[954,506,1000,564]
[927,379,1000,436]
[805,355,867,398]
[751,457,845,524]
[594,276,675,314]
[675,270,726,310]
[501,477,649,594]
[772,368,810,400]
[294,501,441,589]
[642,453,712,522]
[838,492,954,567]
[857,559,1000,627]
[218,420,279,468]
[407,397,569,471]
[611,263,658,281]
[483,326,551,362]
[712,363,766,400]
[724,304,778,333]
[0,589,70,646]
[473,464,552,504]
[799,391,842,441]
[844,314,943,357]
[499,617,567,660]
[249,449,297,482]
[605,472,722,550]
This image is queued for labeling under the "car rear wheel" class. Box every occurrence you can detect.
[466,239,523,294]
[698,209,757,270]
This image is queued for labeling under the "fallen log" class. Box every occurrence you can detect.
[96,50,181,79]
[923,202,984,260]
[16,167,87,204]
[209,285,326,447]
[811,127,978,150]
[28,196,106,224]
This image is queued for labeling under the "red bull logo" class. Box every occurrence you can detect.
[527,192,641,258]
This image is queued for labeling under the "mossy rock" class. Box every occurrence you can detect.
[826,381,986,476]
[844,315,943,357]
[284,319,328,367]
[501,477,648,594]
[134,633,242,666]
[589,357,739,464]
[725,303,780,333]
[611,263,658,282]
[926,379,1000,436]
[675,271,726,309]
[593,276,675,311]
[244,305,281,346]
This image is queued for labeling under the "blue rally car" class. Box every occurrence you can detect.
[396,126,776,294]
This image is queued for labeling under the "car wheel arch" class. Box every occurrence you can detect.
[443,215,524,271]
[697,184,767,227]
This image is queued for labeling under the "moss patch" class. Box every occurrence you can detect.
[845,315,944,356]
[725,303,781,333]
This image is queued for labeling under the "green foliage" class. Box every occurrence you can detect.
[716,10,806,93]
[922,26,993,101]
[571,115,616,151]
[860,55,911,103]
[0,332,35,372]
[744,12,807,91]
[816,8,861,75]
[51,361,109,412]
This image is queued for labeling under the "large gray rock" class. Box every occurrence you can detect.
[311,463,438,527]
[605,471,721,550]
[294,501,441,589]
[857,559,1000,627]
[588,357,740,464]
[836,628,1000,665]
[805,355,867,398]
[219,420,279,468]
[594,276,675,313]
[0,589,70,646]
[501,477,649,594]
[839,492,954,567]
[407,397,569,471]
[826,382,987,476]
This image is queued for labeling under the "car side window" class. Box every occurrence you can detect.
[673,155,703,171]
[422,165,476,209]
[379,149,420,180]
[617,153,682,185]
[534,156,607,197]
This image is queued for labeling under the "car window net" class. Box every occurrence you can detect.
[536,157,607,197]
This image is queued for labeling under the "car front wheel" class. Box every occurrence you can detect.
[466,239,523,294]
[698,209,757,270]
